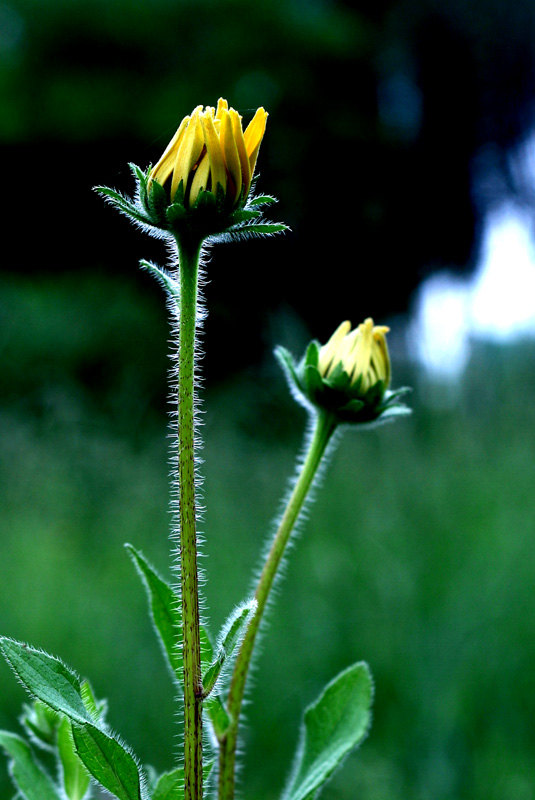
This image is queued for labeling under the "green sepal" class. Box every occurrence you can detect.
[275,346,303,393]
[129,162,149,209]
[338,398,365,415]
[0,730,62,800]
[147,178,169,227]
[166,202,188,227]
[96,188,155,228]
[236,222,289,236]
[193,188,217,212]
[202,599,257,698]
[0,639,92,725]
[304,364,324,402]
[304,340,320,369]
[282,662,373,800]
[57,717,91,800]
[247,194,278,207]
[72,724,147,800]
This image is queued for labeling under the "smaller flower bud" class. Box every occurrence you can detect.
[276,318,410,426]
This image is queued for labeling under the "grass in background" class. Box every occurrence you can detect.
[1,273,534,799]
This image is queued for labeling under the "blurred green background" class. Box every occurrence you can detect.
[1,0,535,798]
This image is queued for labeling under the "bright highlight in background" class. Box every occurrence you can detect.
[412,202,535,384]
[470,204,535,340]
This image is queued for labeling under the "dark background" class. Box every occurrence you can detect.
[1,1,535,799]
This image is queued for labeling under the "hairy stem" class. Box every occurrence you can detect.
[218,409,337,800]
[176,236,204,800]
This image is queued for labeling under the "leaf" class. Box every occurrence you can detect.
[0,639,91,725]
[72,724,145,800]
[0,730,62,800]
[125,544,213,682]
[57,718,91,800]
[282,662,373,800]
[140,262,180,302]
[125,545,183,682]
[247,194,278,207]
[152,759,214,800]
[203,694,232,741]
[202,600,257,697]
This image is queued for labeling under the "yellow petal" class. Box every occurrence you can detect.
[352,319,374,390]
[230,108,251,199]
[372,329,391,387]
[200,109,227,196]
[318,320,351,376]
[171,107,205,200]
[215,97,228,120]
[220,108,242,204]
[189,151,211,205]
[149,115,190,189]
[243,107,268,175]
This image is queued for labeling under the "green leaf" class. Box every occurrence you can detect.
[152,759,214,800]
[57,718,91,800]
[152,768,184,800]
[0,639,92,725]
[241,222,289,235]
[202,599,257,697]
[247,194,278,207]
[282,662,373,800]
[125,544,183,682]
[21,700,61,749]
[0,730,62,800]
[72,723,145,800]
[203,694,232,741]
[125,544,213,683]
[140,261,180,302]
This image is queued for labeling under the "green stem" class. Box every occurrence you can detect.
[176,236,204,800]
[218,409,337,800]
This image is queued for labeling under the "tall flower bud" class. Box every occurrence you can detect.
[148,99,268,209]
[276,318,410,426]
[96,98,286,243]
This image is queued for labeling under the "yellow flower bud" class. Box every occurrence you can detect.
[318,318,391,393]
[148,98,268,208]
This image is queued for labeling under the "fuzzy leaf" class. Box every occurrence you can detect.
[240,222,288,235]
[247,194,278,207]
[57,718,91,800]
[125,545,182,682]
[0,639,91,725]
[151,760,213,800]
[21,700,61,749]
[202,600,257,697]
[0,730,62,800]
[125,545,213,680]
[140,261,180,301]
[204,694,232,740]
[72,724,145,800]
[283,662,373,800]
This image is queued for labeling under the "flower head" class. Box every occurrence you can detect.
[148,98,268,208]
[276,317,410,426]
[96,97,286,243]
[318,319,391,393]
